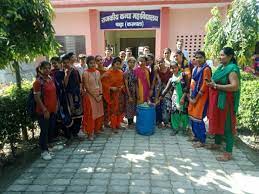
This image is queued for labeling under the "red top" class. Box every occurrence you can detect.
[33,77,57,114]
[158,68,172,85]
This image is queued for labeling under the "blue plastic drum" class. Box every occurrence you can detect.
[136,104,156,135]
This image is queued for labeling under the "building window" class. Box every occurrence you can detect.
[55,35,86,55]
[176,34,206,58]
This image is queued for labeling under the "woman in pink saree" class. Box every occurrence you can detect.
[134,55,150,104]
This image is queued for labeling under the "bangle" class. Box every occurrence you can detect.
[214,83,217,89]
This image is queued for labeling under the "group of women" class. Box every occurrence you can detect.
[33,46,240,162]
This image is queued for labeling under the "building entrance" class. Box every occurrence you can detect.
[120,37,155,57]
[105,30,156,57]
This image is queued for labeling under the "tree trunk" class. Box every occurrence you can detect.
[13,61,28,141]
[13,61,22,89]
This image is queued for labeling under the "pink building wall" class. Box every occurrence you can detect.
[52,5,228,57]
[168,6,227,57]
[53,11,90,54]
[169,8,210,48]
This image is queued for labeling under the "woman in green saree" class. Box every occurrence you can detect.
[206,47,241,161]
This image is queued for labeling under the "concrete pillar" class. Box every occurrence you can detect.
[88,9,98,55]
[155,7,170,58]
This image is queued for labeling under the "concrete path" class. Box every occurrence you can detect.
[3,128,259,194]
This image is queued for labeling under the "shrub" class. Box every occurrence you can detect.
[0,81,36,157]
[238,75,259,135]
[240,71,256,81]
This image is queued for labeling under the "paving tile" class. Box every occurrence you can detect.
[111,173,131,179]
[46,185,66,192]
[108,185,129,193]
[51,179,71,185]
[90,178,109,185]
[65,185,87,192]
[151,187,173,194]
[26,185,48,192]
[7,185,28,192]
[2,130,258,194]
[129,185,151,193]
[86,185,107,192]
[151,180,171,188]
[130,179,150,186]
[70,178,90,185]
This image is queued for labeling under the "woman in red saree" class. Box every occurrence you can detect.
[82,56,104,141]
[206,47,240,161]
[102,57,125,133]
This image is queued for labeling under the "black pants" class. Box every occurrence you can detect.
[128,118,134,125]
[65,117,82,139]
[38,113,56,151]
[71,118,82,136]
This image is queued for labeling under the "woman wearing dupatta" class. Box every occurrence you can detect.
[95,55,109,128]
[95,55,107,77]
[62,54,83,143]
[160,61,189,136]
[124,57,137,128]
[206,47,240,161]
[134,55,150,104]
[156,57,172,128]
[188,51,211,148]
[172,50,193,80]
[82,56,104,141]
[102,57,125,132]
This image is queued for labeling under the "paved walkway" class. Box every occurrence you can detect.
[3,128,259,194]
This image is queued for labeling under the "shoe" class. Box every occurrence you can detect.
[49,151,55,157]
[170,130,178,136]
[41,151,52,161]
[52,145,64,151]
[73,135,84,141]
[65,139,73,147]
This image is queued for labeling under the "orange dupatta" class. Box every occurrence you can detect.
[102,69,124,116]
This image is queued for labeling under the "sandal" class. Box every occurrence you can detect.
[127,124,134,129]
[205,144,220,150]
[88,135,94,141]
[170,131,178,136]
[104,124,111,128]
[192,142,205,148]
[188,137,198,142]
[112,129,119,133]
[216,152,232,162]
[96,131,104,135]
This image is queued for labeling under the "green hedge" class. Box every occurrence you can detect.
[0,81,36,157]
[238,72,259,135]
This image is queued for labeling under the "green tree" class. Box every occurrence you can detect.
[0,0,59,140]
[203,0,258,67]
[224,0,258,68]
[0,0,59,87]
[203,7,226,60]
